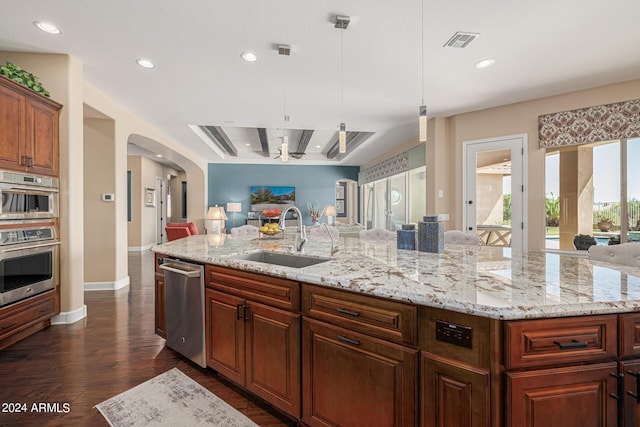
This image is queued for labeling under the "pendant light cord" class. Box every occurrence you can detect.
[421,0,424,106]
[283,53,287,138]
[341,29,344,122]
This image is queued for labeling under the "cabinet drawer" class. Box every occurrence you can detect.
[301,284,417,346]
[206,265,300,312]
[619,313,640,358]
[0,291,56,341]
[505,315,617,369]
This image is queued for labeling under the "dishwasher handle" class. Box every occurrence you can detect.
[160,263,202,278]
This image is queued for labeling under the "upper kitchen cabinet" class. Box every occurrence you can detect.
[0,76,61,177]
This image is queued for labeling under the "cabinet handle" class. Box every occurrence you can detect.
[336,308,360,317]
[553,339,588,349]
[243,304,250,322]
[236,304,244,320]
[27,156,33,167]
[628,370,640,403]
[1,322,17,330]
[610,372,624,401]
[21,155,28,166]
[338,335,361,346]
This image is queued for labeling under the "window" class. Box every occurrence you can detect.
[181,181,187,219]
[545,138,640,250]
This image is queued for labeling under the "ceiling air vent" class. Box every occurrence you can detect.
[278,44,291,56]
[334,15,350,29]
[443,32,480,48]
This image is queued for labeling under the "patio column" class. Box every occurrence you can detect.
[559,146,594,249]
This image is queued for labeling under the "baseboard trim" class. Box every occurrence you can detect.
[128,244,154,252]
[84,276,130,291]
[51,304,87,325]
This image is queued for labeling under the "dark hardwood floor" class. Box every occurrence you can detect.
[0,251,297,427]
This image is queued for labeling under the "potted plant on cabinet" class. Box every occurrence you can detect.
[573,234,597,250]
[0,62,51,97]
[596,213,614,232]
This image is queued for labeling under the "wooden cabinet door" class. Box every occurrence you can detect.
[621,359,640,427]
[0,82,25,171]
[421,352,490,427]
[302,318,417,427]
[25,98,59,176]
[506,362,618,427]
[245,301,301,418]
[205,289,245,386]
[154,273,166,338]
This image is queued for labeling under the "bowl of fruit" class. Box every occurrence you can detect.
[261,209,281,218]
[259,222,281,237]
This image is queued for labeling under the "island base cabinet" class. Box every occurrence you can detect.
[420,352,490,427]
[205,288,301,418]
[154,273,166,338]
[206,289,245,385]
[506,362,618,427]
[621,359,640,427]
[245,300,301,419]
[302,318,417,427]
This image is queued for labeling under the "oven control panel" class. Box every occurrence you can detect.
[0,227,56,245]
[0,170,58,189]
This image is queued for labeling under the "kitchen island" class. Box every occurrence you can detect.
[152,234,640,426]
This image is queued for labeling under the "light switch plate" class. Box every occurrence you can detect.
[102,193,115,202]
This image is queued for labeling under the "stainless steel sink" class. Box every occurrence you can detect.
[233,251,331,268]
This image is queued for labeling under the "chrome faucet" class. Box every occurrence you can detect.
[278,206,307,252]
[320,223,339,255]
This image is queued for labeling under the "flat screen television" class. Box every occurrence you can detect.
[250,186,296,212]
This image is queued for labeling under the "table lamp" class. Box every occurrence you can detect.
[205,205,228,234]
[226,202,241,228]
[324,205,337,225]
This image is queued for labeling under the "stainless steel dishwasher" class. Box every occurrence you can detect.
[159,258,206,368]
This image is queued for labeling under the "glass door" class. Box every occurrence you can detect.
[362,168,425,231]
[464,136,525,249]
[388,174,406,231]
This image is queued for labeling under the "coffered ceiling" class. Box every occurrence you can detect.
[1,1,639,167]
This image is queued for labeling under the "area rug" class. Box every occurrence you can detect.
[95,368,259,426]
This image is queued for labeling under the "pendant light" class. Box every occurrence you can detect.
[336,16,350,154]
[419,0,427,142]
[281,134,289,162]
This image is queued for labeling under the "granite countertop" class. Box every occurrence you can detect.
[151,233,640,321]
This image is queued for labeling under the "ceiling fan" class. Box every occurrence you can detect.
[274,147,306,160]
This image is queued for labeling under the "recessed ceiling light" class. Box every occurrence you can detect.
[245,143,251,146]
[475,58,495,69]
[156,154,163,158]
[136,58,155,69]
[316,145,321,148]
[241,52,258,62]
[33,21,62,35]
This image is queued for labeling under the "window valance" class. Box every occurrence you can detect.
[358,144,426,185]
[359,151,408,185]
[538,98,640,148]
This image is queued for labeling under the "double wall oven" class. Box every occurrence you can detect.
[0,170,60,308]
